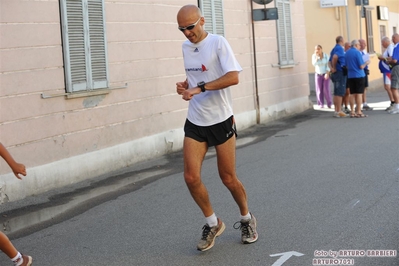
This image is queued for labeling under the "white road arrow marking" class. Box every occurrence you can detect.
[270,251,305,266]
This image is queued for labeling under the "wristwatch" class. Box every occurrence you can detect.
[197,81,206,92]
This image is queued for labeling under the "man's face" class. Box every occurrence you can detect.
[359,40,366,50]
[393,35,399,45]
[381,40,389,48]
[177,16,204,44]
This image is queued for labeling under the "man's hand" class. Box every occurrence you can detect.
[176,80,188,95]
[181,87,201,101]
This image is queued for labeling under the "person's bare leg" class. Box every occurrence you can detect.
[215,136,248,216]
[183,137,214,217]
[391,88,399,104]
[334,95,343,113]
[385,84,394,102]
[343,88,350,110]
[356,94,363,115]
[0,232,18,258]
[362,88,367,105]
[349,94,355,114]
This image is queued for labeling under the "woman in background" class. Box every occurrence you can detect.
[312,45,332,108]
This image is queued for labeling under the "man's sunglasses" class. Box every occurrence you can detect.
[178,17,201,32]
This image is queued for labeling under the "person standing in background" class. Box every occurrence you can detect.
[328,36,348,118]
[342,42,352,114]
[312,45,332,109]
[0,143,33,266]
[359,39,373,111]
[386,33,399,114]
[345,40,370,118]
[377,36,395,111]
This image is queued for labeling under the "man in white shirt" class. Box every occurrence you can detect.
[378,36,395,111]
[359,39,373,111]
[175,4,258,252]
[386,33,399,114]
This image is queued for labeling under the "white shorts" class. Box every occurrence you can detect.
[383,73,391,85]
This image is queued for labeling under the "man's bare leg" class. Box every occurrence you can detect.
[183,137,214,217]
[215,136,248,216]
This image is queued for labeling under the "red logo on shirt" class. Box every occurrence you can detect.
[201,64,208,72]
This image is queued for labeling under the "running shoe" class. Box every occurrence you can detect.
[197,218,225,251]
[388,108,399,114]
[385,104,394,111]
[334,111,348,118]
[16,255,32,266]
[362,104,373,111]
[234,213,258,244]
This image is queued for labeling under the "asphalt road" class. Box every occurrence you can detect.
[1,88,398,266]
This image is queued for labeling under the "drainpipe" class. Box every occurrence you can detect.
[345,5,350,41]
[360,0,363,39]
[250,0,261,124]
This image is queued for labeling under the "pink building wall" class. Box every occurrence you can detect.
[0,0,310,202]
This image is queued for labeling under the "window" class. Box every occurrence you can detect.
[60,0,109,93]
[379,25,386,40]
[365,8,374,53]
[275,0,294,67]
[198,0,225,36]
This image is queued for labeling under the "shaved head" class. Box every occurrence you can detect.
[177,5,202,23]
[176,5,206,44]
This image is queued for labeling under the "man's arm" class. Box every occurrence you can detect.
[203,71,239,91]
[181,71,239,101]
[329,54,338,73]
[359,60,370,69]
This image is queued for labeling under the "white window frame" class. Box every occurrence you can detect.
[275,0,295,67]
[198,0,225,36]
[60,0,109,93]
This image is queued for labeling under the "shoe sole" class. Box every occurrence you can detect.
[198,222,226,252]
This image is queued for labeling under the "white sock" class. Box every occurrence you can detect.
[395,104,399,110]
[11,252,23,266]
[363,102,367,106]
[205,213,218,227]
[240,212,251,221]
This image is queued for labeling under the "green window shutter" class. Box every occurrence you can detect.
[199,0,225,36]
[276,0,294,66]
[60,0,108,92]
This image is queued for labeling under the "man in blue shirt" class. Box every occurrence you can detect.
[386,33,399,114]
[329,36,348,117]
[345,40,370,118]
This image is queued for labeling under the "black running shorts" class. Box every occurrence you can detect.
[184,115,237,147]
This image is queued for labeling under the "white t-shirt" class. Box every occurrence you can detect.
[383,43,394,58]
[361,49,370,69]
[381,43,394,72]
[182,33,242,126]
